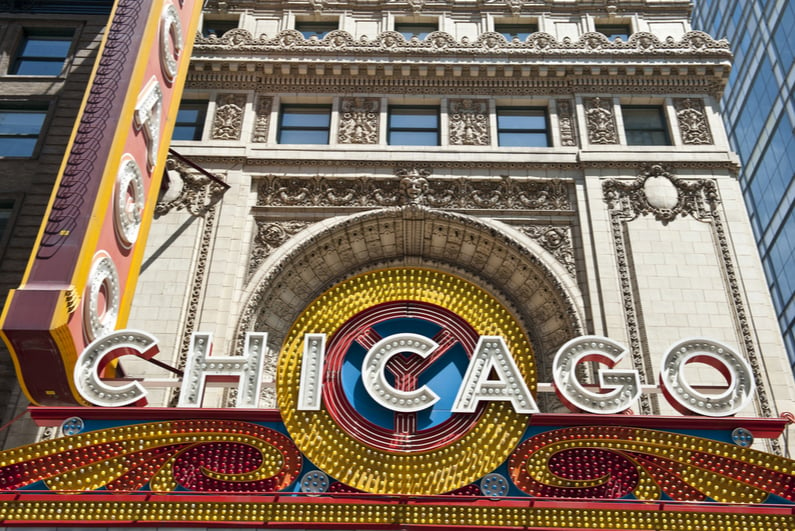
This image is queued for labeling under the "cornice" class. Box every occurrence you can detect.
[189,30,731,94]
[193,29,730,61]
[204,0,691,17]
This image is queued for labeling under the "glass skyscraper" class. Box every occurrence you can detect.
[692,1,795,371]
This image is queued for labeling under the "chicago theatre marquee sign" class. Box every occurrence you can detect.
[0,0,794,529]
[2,268,795,529]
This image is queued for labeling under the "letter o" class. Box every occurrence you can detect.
[159,3,183,83]
[659,338,755,417]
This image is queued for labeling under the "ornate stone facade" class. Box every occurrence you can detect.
[518,225,575,275]
[602,165,780,455]
[247,220,311,279]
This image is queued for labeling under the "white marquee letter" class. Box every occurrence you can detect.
[452,336,539,414]
[660,338,754,417]
[159,3,184,83]
[74,329,159,407]
[134,76,163,170]
[362,333,440,413]
[298,333,326,410]
[178,332,267,408]
[552,335,641,414]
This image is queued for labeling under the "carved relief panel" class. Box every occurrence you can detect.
[448,98,490,146]
[251,96,273,143]
[556,99,578,147]
[673,98,713,145]
[583,97,618,144]
[212,94,247,140]
[338,97,380,144]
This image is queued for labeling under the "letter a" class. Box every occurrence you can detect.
[451,336,539,414]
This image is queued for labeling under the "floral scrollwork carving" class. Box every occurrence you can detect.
[248,220,311,279]
[519,225,575,275]
[212,94,246,140]
[602,164,718,224]
[448,99,490,146]
[674,98,713,145]
[584,97,618,144]
[156,158,227,217]
[251,96,273,143]
[338,97,379,144]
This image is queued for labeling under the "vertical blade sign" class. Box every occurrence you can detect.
[0,0,202,405]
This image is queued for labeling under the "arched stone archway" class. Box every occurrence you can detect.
[236,205,584,389]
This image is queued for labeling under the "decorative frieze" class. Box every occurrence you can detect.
[211,94,246,140]
[674,98,713,145]
[256,174,572,211]
[556,99,578,147]
[584,97,618,145]
[251,96,273,142]
[448,99,489,146]
[338,97,380,144]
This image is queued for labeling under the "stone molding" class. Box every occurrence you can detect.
[603,164,717,224]
[204,0,692,15]
[255,172,573,211]
[173,154,739,173]
[168,203,220,406]
[518,225,575,276]
[247,220,311,279]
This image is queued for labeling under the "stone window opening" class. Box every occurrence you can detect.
[622,105,671,146]
[278,104,332,144]
[10,28,73,76]
[387,105,440,146]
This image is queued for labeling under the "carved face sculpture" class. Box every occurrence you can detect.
[401,175,428,202]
